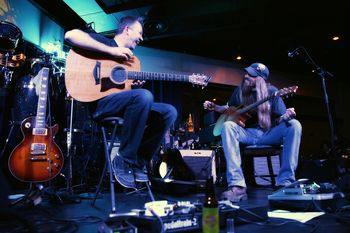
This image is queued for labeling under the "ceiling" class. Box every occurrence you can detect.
[31,0,347,76]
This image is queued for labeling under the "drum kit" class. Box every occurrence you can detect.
[0,21,25,87]
[0,21,88,199]
[0,20,66,119]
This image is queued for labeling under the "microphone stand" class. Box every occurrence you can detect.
[294,47,336,157]
[55,95,81,204]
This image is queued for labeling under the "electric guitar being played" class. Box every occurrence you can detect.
[213,86,298,136]
[64,48,211,102]
[8,67,64,182]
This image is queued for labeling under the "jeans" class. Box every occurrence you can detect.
[93,89,177,166]
[221,119,302,188]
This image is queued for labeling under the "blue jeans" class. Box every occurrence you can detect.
[93,89,177,166]
[221,119,302,188]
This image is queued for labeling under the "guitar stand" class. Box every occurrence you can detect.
[44,187,81,204]
[10,183,43,207]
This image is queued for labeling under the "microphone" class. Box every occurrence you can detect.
[287,47,300,58]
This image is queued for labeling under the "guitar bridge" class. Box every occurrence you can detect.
[30,157,47,161]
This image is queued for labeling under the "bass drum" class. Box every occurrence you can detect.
[0,21,22,52]
[12,74,38,122]
[12,58,50,122]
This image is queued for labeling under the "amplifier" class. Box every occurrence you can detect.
[179,150,216,182]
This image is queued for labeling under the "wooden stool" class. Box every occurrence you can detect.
[242,145,283,188]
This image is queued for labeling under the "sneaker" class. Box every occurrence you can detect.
[112,155,136,189]
[220,186,248,202]
[134,166,149,182]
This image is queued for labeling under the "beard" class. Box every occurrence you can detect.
[241,76,271,129]
[242,81,255,96]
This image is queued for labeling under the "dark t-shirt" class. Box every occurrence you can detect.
[88,33,118,47]
[82,33,119,115]
[227,85,287,128]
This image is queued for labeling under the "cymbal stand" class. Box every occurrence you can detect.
[1,52,14,88]
[0,107,20,160]
[53,95,81,204]
[0,120,21,160]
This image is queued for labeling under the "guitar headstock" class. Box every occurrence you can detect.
[189,74,211,89]
[277,85,298,98]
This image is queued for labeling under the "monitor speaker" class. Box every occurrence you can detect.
[179,150,216,182]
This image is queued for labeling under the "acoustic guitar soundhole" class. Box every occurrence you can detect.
[111,66,127,83]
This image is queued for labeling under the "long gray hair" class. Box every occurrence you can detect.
[241,76,271,129]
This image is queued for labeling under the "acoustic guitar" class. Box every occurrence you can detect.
[213,86,298,136]
[8,67,64,182]
[64,48,211,102]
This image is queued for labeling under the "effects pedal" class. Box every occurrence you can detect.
[268,178,347,212]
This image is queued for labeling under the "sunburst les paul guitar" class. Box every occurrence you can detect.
[64,48,211,102]
[213,86,298,136]
[8,67,64,182]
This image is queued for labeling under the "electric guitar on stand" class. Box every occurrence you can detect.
[8,67,64,182]
[64,48,211,102]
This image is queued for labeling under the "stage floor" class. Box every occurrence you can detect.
[1,184,350,233]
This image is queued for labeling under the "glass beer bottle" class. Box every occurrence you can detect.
[202,176,219,233]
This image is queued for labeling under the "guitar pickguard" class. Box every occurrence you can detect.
[100,77,125,92]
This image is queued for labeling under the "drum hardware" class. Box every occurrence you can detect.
[51,60,65,78]
[0,52,14,88]
[0,52,26,67]
[28,58,44,69]
[63,128,84,133]
[61,96,83,197]
[0,120,22,160]
[0,21,22,53]
[0,52,26,87]
[0,21,23,86]
[0,52,25,60]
